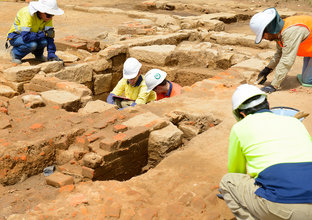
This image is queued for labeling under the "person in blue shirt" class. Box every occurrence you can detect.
[6,0,64,64]
[219,84,312,220]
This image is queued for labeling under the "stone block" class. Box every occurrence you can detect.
[97,44,128,60]
[21,94,45,108]
[171,41,218,67]
[78,100,114,114]
[81,166,95,179]
[148,123,183,165]
[0,85,18,98]
[129,45,176,65]
[3,66,40,82]
[99,137,119,151]
[39,61,64,73]
[113,124,128,133]
[231,58,267,72]
[40,90,81,112]
[119,126,150,148]
[56,149,75,165]
[89,59,112,72]
[45,171,74,187]
[55,81,91,98]
[123,112,162,128]
[53,63,93,84]
[82,152,102,168]
[94,73,112,95]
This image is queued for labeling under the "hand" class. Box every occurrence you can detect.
[261,85,276,93]
[44,28,55,38]
[256,67,273,84]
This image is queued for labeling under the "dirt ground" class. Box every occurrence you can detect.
[1,0,312,219]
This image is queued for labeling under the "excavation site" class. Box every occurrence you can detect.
[0,0,312,219]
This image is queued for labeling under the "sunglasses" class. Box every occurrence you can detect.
[45,13,54,18]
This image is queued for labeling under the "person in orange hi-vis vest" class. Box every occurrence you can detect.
[144,69,182,101]
[250,7,312,93]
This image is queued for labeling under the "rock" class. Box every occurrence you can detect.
[40,90,81,112]
[45,171,74,188]
[82,152,102,168]
[21,94,45,108]
[93,73,113,95]
[55,51,79,63]
[129,45,176,65]
[123,112,169,130]
[52,63,93,84]
[3,66,40,82]
[231,58,267,72]
[78,100,114,114]
[0,85,18,98]
[89,59,112,73]
[39,61,64,73]
[148,123,183,166]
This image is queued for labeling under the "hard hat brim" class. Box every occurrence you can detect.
[250,8,276,44]
[30,2,64,15]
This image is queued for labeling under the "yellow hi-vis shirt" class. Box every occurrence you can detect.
[7,6,53,37]
[228,112,312,178]
[112,76,156,105]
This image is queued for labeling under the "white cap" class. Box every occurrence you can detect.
[145,69,167,92]
[250,8,276,44]
[29,0,64,15]
[232,84,267,121]
[123,58,142,79]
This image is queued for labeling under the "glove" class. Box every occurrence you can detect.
[47,53,63,62]
[106,93,115,104]
[130,102,137,107]
[44,28,55,38]
[261,85,276,93]
[256,67,273,85]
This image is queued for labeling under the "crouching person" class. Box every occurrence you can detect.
[145,69,182,100]
[6,0,63,64]
[220,84,312,220]
[106,57,156,109]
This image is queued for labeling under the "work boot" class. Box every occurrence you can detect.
[10,49,22,64]
[261,85,276,93]
[35,54,46,62]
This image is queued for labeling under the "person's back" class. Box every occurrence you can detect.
[230,111,312,178]
[220,84,312,220]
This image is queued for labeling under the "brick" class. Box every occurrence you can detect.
[81,166,94,179]
[93,115,117,129]
[59,184,75,193]
[29,123,44,130]
[113,124,128,133]
[45,171,74,188]
[86,131,106,143]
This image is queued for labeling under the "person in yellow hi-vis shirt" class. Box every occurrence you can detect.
[219,84,312,220]
[6,0,63,64]
[106,57,156,109]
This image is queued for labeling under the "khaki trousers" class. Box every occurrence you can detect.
[219,173,312,220]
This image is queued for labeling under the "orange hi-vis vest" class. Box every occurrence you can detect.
[278,16,312,57]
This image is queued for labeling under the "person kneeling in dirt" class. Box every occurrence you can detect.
[6,0,64,64]
[250,7,312,93]
[219,84,312,220]
[144,69,182,100]
[106,57,156,109]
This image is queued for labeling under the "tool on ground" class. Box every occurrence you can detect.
[271,106,309,121]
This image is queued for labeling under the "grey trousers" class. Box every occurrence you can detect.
[302,57,312,84]
[219,173,312,220]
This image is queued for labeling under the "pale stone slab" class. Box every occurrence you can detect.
[3,66,40,82]
[78,100,114,114]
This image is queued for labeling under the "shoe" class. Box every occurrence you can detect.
[10,50,22,64]
[35,55,46,62]
[261,85,276,93]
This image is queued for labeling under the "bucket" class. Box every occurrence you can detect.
[271,106,304,122]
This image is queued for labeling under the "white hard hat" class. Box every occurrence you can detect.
[29,0,64,15]
[250,8,276,44]
[232,84,267,121]
[145,69,167,92]
[123,58,142,79]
